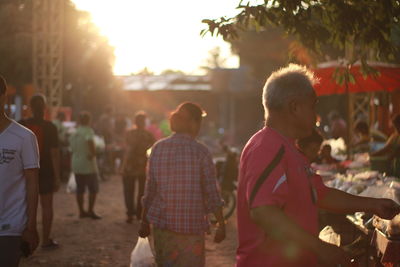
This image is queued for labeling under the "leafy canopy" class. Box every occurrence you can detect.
[202,0,400,70]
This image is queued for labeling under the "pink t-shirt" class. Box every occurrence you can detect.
[236,127,330,267]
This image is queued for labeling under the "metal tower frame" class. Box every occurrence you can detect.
[32,0,64,108]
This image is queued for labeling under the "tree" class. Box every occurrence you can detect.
[161,69,185,75]
[0,0,115,115]
[227,26,293,80]
[0,1,32,90]
[202,0,400,73]
[201,47,228,72]
[63,1,115,114]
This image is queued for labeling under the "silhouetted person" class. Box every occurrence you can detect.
[0,76,40,266]
[328,110,347,144]
[297,129,324,163]
[20,94,60,249]
[121,112,155,223]
[69,112,101,219]
[371,114,400,177]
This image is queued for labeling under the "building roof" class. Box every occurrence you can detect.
[118,74,211,91]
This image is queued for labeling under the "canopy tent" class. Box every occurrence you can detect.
[313,63,400,96]
[312,61,400,147]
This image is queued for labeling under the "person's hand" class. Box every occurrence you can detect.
[317,242,352,267]
[21,227,39,256]
[138,221,151,238]
[372,198,400,220]
[213,224,226,243]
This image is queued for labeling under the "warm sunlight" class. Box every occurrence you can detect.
[72,0,241,75]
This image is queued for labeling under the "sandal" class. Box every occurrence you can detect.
[41,239,60,249]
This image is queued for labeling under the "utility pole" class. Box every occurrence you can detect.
[32,0,64,111]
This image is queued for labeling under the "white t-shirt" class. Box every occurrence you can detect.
[0,120,39,236]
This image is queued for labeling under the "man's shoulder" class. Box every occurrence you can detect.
[245,128,284,153]
[4,121,36,145]
[43,120,57,130]
[241,129,287,171]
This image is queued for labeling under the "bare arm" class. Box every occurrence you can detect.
[87,139,96,159]
[120,132,131,174]
[212,208,226,243]
[250,205,351,266]
[370,135,395,157]
[318,188,400,219]
[139,153,157,238]
[22,168,39,253]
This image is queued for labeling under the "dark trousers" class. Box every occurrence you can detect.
[122,174,146,219]
[0,236,21,267]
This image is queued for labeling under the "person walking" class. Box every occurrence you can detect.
[236,64,400,267]
[69,112,101,219]
[139,102,226,266]
[20,94,60,249]
[0,76,40,266]
[121,112,155,223]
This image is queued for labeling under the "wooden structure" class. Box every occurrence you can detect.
[32,0,64,108]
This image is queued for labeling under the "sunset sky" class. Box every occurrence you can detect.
[72,0,243,75]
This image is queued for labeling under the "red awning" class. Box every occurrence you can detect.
[313,65,400,96]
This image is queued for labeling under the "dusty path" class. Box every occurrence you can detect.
[20,175,237,267]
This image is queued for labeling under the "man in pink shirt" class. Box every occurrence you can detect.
[236,64,400,267]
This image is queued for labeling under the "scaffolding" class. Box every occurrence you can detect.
[32,0,64,109]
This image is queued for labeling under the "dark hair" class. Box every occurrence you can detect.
[30,94,46,117]
[354,121,369,135]
[393,114,400,132]
[0,76,6,95]
[135,111,146,128]
[297,129,323,150]
[321,144,332,152]
[170,102,205,133]
[79,111,91,125]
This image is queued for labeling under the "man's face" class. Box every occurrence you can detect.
[304,142,321,162]
[0,93,5,111]
[292,92,317,138]
[320,146,332,158]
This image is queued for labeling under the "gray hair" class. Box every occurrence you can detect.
[262,64,317,115]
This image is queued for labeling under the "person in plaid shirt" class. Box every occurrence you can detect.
[139,102,225,266]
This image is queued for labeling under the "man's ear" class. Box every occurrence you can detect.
[287,97,298,115]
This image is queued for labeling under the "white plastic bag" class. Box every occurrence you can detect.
[319,225,340,246]
[66,172,76,193]
[130,237,155,267]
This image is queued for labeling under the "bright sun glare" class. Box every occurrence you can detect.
[72,0,241,75]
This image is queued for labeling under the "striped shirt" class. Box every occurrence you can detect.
[143,133,224,234]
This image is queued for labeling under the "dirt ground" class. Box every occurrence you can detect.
[20,175,237,267]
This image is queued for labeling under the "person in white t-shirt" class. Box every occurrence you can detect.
[0,76,40,267]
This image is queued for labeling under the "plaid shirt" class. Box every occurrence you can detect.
[142,133,223,234]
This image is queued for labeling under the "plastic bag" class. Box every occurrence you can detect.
[66,172,76,193]
[319,225,340,246]
[130,237,155,267]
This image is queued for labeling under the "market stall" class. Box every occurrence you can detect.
[315,150,400,266]
[313,61,400,146]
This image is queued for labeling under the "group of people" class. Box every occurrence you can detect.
[1,64,400,267]
[138,65,400,267]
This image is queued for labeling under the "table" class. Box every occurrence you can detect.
[372,229,400,266]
